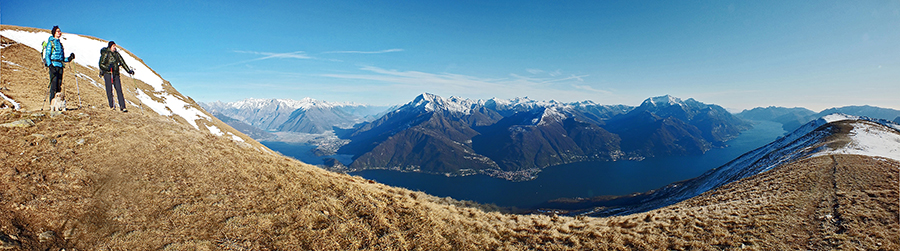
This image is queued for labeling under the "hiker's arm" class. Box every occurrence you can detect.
[117,52,132,73]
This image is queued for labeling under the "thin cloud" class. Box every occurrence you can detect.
[526,68,544,74]
[572,84,612,95]
[544,74,588,83]
[511,73,589,84]
[210,50,314,69]
[548,69,562,77]
[322,49,404,54]
[234,50,313,59]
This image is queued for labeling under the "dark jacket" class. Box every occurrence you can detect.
[43,36,70,67]
[99,47,131,74]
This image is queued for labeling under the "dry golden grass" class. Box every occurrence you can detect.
[2,25,898,250]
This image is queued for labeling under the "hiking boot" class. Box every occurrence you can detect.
[121,108,128,113]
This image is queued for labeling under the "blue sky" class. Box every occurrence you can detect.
[3,0,898,111]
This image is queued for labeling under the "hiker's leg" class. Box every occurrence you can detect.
[49,66,62,100]
[104,73,115,108]
[113,74,126,110]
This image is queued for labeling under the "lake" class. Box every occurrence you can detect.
[260,141,354,165]
[265,120,785,208]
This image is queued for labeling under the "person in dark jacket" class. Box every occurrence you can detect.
[99,41,134,112]
[43,26,75,102]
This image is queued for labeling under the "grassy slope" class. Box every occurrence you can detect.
[1,109,897,250]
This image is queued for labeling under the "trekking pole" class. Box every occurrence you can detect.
[129,70,143,115]
[41,62,50,111]
[41,82,50,111]
[75,64,82,109]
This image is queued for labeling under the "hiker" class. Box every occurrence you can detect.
[43,26,75,102]
[99,41,134,112]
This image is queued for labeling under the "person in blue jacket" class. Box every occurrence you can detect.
[43,26,75,102]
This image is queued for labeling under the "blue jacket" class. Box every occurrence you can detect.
[43,36,70,67]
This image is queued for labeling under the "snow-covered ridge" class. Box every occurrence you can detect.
[1,28,241,141]
[642,94,683,107]
[535,107,568,125]
[226,97,369,111]
[822,113,860,123]
[811,116,900,161]
[404,93,586,115]
[408,93,480,114]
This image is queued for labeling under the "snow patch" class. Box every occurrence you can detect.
[821,113,860,123]
[206,124,224,136]
[2,60,23,68]
[75,72,103,89]
[134,89,211,130]
[811,121,900,161]
[229,133,245,142]
[0,91,21,110]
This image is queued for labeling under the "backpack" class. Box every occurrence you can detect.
[41,39,56,67]
[41,40,48,67]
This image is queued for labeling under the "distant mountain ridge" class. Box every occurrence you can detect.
[337,93,751,181]
[209,111,276,140]
[737,105,900,132]
[201,98,389,134]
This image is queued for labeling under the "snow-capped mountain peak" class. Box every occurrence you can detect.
[406,93,477,114]
[534,107,568,125]
[641,95,683,107]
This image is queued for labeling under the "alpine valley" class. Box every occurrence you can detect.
[208,93,754,181]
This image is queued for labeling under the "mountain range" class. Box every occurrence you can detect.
[337,93,751,181]
[200,98,389,135]
[737,105,900,133]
